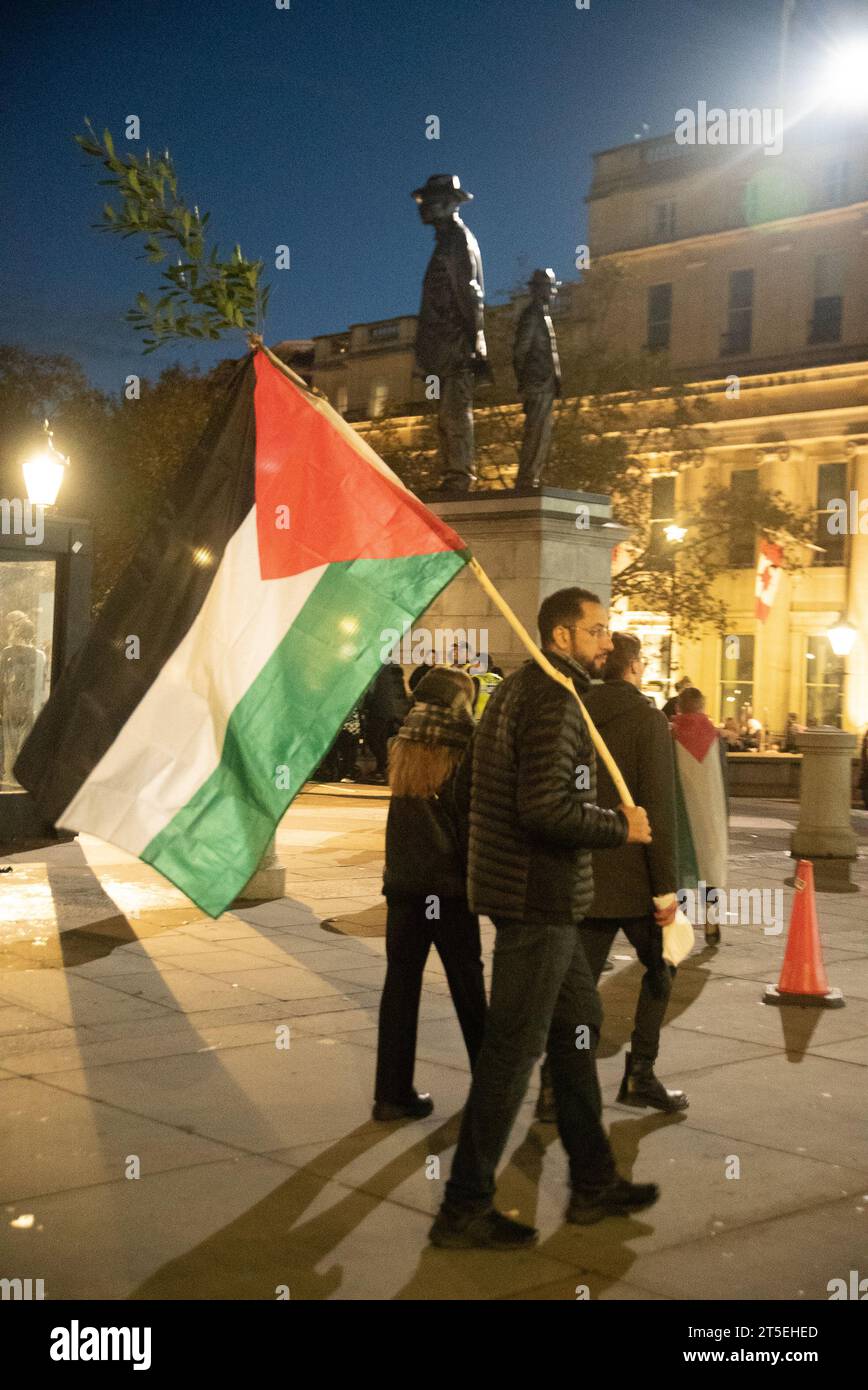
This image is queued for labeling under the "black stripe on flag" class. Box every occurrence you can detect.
[15,354,257,823]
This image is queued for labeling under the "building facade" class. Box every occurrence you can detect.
[585,121,868,737]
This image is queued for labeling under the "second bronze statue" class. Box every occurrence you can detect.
[513,268,562,489]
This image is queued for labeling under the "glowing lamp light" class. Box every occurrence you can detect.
[23,450,65,506]
[23,420,68,506]
[816,42,868,109]
[827,620,858,658]
[664,524,687,543]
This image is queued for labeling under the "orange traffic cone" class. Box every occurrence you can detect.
[764,860,845,1008]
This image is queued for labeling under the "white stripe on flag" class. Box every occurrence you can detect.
[58,509,325,854]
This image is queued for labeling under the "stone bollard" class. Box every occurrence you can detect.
[791,731,859,893]
[232,836,286,904]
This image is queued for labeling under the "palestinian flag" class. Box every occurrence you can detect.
[672,711,729,890]
[15,349,469,917]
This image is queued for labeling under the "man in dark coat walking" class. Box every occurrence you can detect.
[513,268,561,489]
[536,631,688,1120]
[430,588,659,1250]
[412,174,492,492]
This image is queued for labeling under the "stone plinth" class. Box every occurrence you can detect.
[790,730,860,892]
[417,488,629,672]
[232,837,285,905]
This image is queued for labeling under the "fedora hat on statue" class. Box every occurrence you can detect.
[411,173,473,205]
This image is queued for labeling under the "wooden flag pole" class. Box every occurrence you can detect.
[466,556,636,807]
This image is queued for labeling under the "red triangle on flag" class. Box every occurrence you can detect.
[253,351,465,580]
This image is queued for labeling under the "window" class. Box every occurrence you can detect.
[815,461,847,565]
[331,335,349,356]
[368,381,389,418]
[809,251,844,344]
[336,386,348,416]
[369,323,400,343]
[722,269,753,355]
[805,637,845,727]
[823,161,849,207]
[728,469,758,566]
[719,633,755,724]
[648,200,676,243]
[648,474,677,560]
[647,283,672,351]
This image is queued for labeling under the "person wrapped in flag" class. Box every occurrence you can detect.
[671,685,730,945]
[14,348,471,918]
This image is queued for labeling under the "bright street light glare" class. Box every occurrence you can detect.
[815,42,868,109]
[23,450,65,506]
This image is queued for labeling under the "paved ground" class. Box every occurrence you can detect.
[0,792,866,1301]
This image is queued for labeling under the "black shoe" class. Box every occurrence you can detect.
[429,1207,538,1250]
[566,1176,660,1225]
[372,1092,434,1121]
[616,1052,689,1113]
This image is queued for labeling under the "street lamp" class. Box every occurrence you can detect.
[827,618,858,658]
[23,420,68,507]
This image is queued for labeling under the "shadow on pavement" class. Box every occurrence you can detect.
[129,1114,464,1300]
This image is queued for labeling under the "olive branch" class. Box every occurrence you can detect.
[75,120,270,352]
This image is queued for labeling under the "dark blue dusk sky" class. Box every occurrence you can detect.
[2,0,864,392]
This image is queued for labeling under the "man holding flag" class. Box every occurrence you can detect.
[431,588,659,1250]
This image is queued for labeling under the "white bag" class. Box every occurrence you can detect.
[662,908,695,967]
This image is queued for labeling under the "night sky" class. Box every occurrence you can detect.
[2,0,864,392]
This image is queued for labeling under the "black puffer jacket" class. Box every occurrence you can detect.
[465,652,628,924]
[582,680,677,918]
[382,765,469,899]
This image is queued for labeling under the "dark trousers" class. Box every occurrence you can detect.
[443,919,616,1214]
[438,369,476,486]
[375,893,487,1104]
[580,914,674,1062]
[516,386,555,485]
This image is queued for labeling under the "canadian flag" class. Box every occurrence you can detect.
[755,539,783,621]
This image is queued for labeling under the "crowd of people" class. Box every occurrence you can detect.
[368,587,733,1250]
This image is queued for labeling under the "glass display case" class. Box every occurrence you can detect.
[0,556,56,789]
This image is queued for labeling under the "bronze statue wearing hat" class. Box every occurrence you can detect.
[513,268,562,489]
[412,174,492,492]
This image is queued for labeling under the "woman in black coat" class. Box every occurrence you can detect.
[373,667,487,1121]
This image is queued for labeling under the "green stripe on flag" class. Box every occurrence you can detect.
[142,549,469,916]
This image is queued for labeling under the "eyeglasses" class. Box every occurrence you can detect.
[567,624,611,639]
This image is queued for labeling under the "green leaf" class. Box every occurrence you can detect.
[103,129,115,156]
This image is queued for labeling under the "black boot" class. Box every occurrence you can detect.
[616,1051,688,1112]
[534,1063,557,1123]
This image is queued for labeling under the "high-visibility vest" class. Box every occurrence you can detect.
[460,664,503,719]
